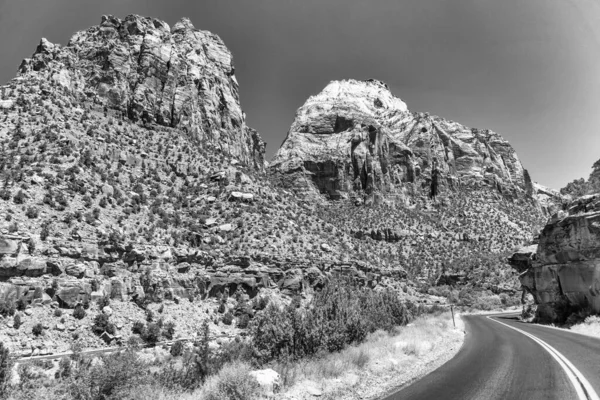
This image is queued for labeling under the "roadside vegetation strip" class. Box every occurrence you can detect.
[488,316,600,400]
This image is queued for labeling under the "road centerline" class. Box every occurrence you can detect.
[488,316,600,400]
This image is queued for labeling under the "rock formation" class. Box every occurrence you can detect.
[510,194,600,322]
[16,14,265,169]
[271,79,534,203]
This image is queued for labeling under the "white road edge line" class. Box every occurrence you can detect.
[488,316,600,400]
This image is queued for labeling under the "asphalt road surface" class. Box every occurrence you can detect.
[386,313,600,400]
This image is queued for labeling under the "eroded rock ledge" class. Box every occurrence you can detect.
[509,194,600,321]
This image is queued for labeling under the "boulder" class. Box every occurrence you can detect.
[65,263,86,278]
[0,238,18,255]
[249,369,280,396]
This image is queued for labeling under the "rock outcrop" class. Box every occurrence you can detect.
[510,194,600,321]
[271,79,533,203]
[16,14,265,169]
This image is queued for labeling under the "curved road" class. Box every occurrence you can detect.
[386,313,600,400]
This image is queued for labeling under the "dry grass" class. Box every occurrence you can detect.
[275,311,464,399]
[570,315,600,337]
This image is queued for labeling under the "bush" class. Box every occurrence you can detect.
[222,312,234,326]
[92,313,115,335]
[163,321,175,340]
[13,190,26,204]
[142,323,160,344]
[0,299,15,317]
[73,304,86,320]
[13,314,21,329]
[0,343,13,396]
[16,298,26,311]
[200,362,260,400]
[25,207,39,219]
[237,313,250,329]
[54,308,63,317]
[250,277,412,363]
[132,321,145,335]
[32,323,43,336]
[170,341,184,357]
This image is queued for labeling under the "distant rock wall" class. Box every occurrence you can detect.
[510,194,600,321]
[271,79,534,203]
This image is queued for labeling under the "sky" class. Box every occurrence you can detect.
[0,0,599,189]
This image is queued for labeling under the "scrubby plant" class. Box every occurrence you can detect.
[0,299,16,317]
[163,321,175,340]
[250,277,413,363]
[73,304,86,320]
[142,323,160,344]
[92,313,115,335]
[222,312,234,326]
[32,323,43,336]
[13,314,21,329]
[0,343,13,396]
[170,340,184,357]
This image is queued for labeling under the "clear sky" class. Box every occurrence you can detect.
[0,0,599,189]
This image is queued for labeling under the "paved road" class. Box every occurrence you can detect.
[385,313,600,400]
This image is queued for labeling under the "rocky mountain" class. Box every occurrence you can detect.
[0,15,446,354]
[0,14,549,354]
[271,79,534,205]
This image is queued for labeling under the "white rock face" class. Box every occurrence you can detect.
[271,79,533,203]
[249,368,280,395]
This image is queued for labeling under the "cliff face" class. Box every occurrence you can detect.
[15,14,265,169]
[271,79,533,203]
[510,194,600,322]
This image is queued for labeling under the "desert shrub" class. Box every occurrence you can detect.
[73,304,86,320]
[13,190,26,204]
[237,313,250,329]
[25,207,38,219]
[54,308,63,317]
[32,323,43,336]
[16,298,26,311]
[0,299,16,317]
[200,362,260,400]
[13,314,21,329]
[222,312,234,326]
[0,343,13,397]
[170,341,184,357]
[132,321,145,335]
[163,321,175,340]
[0,189,10,201]
[250,277,412,363]
[92,313,115,335]
[142,323,160,344]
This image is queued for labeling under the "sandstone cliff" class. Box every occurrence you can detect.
[271,79,534,204]
[510,194,600,322]
[13,14,265,169]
